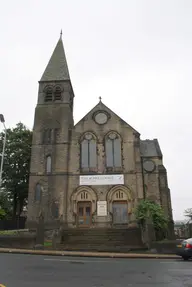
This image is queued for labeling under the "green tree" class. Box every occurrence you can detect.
[0,208,6,220]
[184,208,192,222]
[134,199,168,232]
[0,189,12,218]
[0,122,32,217]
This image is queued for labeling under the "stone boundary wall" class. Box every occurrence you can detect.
[0,233,36,249]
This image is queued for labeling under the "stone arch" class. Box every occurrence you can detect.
[107,185,133,201]
[104,130,122,141]
[71,186,97,214]
[53,84,64,92]
[107,185,134,214]
[79,131,98,144]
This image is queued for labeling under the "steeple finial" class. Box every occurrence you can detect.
[60,29,62,39]
[99,96,102,102]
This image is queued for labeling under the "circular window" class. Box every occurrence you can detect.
[95,112,108,125]
[143,160,155,172]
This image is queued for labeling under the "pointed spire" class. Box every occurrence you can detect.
[40,32,70,82]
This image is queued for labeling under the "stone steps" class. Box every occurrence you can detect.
[58,228,145,252]
[57,244,146,253]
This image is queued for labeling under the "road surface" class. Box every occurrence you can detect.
[0,253,191,286]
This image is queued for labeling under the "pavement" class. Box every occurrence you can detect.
[0,247,180,259]
[0,253,191,286]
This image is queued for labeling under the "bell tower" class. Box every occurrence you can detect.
[27,32,74,228]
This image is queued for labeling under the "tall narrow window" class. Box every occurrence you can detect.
[34,183,42,202]
[45,87,53,102]
[81,133,97,168]
[46,155,52,174]
[54,128,60,143]
[43,129,52,144]
[54,86,62,101]
[51,201,59,219]
[105,132,122,167]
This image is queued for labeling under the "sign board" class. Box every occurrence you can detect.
[79,174,124,186]
[97,201,107,216]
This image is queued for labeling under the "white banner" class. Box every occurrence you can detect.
[79,174,124,186]
[97,201,107,216]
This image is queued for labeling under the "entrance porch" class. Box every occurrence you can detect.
[71,185,135,229]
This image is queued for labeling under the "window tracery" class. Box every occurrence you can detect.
[80,133,97,168]
[105,132,122,167]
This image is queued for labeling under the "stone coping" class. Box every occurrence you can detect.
[0,248,180,259]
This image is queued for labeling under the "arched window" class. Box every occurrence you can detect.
[43,129,52,144]
[115,191,124,199]
[46,155,52,174]
[80,133,97,168]
[34,183,42,202]
[51,201,59,219]
[80,192,88,199]
[45,87,53,102]
[54,86,62,101]
[105,132,122,167]
[54,128,60,143]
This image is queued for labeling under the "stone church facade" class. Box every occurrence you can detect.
[26,35,173,230]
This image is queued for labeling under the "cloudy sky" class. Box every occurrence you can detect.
[0,0,191,220]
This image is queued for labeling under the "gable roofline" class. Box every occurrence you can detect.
[74,100,140,135]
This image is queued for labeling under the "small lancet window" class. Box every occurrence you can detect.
[46,155,52,174]
[34,183,42,202]
[52,201,59,219]
[54,86,62,101]
[43,129,52,144]
[54,128,60,143]
[45,87,53,102]
[115,191,124,199]
[80,192,88,199]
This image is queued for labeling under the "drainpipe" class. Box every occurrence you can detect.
[141,157,146,200]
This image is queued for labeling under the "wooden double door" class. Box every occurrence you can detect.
[112,201,128,224]
[77,201,92,227]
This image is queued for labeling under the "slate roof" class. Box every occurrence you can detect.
[40,36,70,82]
[140,139,162,158]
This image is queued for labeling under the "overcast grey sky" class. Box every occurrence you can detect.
[0,0,191,220]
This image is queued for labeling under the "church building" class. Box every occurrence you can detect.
[26,34,173,230]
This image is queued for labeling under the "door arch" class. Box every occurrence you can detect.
[107,185,133,225]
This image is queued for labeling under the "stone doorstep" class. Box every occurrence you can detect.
[0,248,180,259]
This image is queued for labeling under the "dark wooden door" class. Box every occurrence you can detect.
[112,201,128,224]
[77,202,92,227]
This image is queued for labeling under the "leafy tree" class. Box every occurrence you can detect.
[0,208,6,220]
[184,208,192,222]
[0,189,13,218]
[0,123,32,217]
[134,199,168,232]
